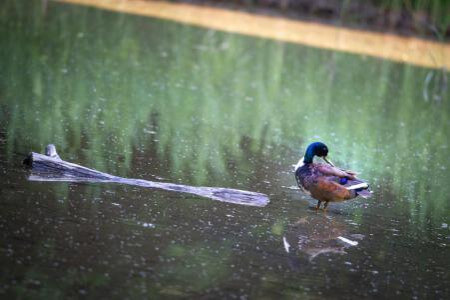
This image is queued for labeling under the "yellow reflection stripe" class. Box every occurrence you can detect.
[56,0,449,69]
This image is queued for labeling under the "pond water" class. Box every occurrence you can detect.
[1,0,449,298]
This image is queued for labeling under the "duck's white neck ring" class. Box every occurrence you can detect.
[294,157,304,171]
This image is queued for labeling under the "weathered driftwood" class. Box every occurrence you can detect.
[24,145,269,207]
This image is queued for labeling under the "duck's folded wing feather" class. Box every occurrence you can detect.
[316,164,356,179]
[343,178,372,198]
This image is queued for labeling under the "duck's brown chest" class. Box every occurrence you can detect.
[295,164,318,192]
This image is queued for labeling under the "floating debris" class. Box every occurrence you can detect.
[283,236,290,253]
[25,145,270,207]
[337,236,359,246]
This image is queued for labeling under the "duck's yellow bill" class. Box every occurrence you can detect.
[323,157,335,167]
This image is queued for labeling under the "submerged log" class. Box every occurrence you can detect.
[24,145,269,207]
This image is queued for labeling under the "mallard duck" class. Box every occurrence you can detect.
[295,142,371,209]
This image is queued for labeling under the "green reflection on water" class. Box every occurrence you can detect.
[1,1,449,220]
[1,1,450,298]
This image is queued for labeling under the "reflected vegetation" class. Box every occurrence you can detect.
[0,0,449,298]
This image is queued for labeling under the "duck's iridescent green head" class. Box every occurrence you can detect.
[303,142,329,164]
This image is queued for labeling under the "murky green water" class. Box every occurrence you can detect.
[1,0,449,298]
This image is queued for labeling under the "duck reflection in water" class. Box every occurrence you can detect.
[282,215,363,262]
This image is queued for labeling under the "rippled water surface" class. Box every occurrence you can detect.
[1,0,449,298]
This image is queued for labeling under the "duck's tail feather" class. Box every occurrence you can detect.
[356,189,372,198]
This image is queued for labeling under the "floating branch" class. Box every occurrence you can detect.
[24,145,269,207]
